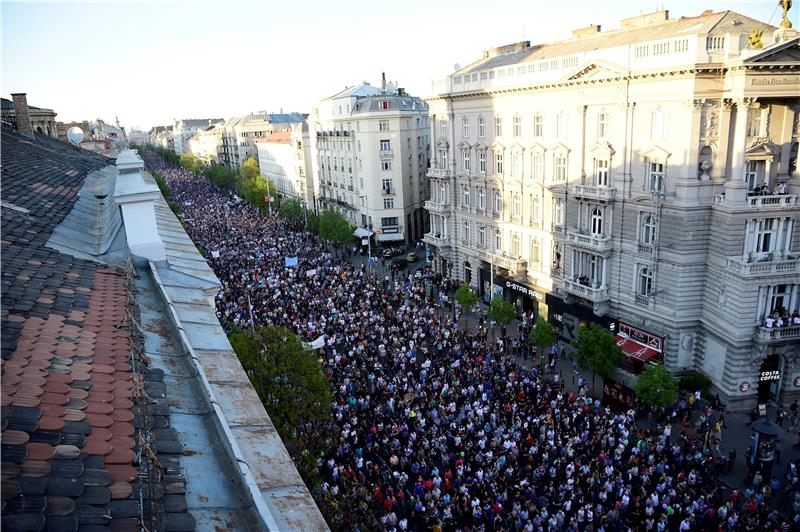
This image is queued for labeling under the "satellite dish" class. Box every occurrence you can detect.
[67,126,84,145]
[453,63,461,71]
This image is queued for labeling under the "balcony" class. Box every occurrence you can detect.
[379,149,393,158]
[572,184,616,202]
[562,278,610,303]
[754,325,800,343]
[382,188,395,196]
[428,168,449,179]
[488,251,528,276]
[424,232,450,249]
[424,200,449,213]
[567,230,613,254]
[725,256,800,277]
[713,193,798,210]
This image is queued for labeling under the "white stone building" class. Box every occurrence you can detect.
[309,79,430,245]
[255,123,314,205]
[425,9,800,408]
[218,112,306,169]
[188,123,224,165]
[173,117,223,155]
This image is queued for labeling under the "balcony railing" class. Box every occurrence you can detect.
[424,200,449,213]
[754,325,800,342]
[567,230,613,253]
[488,251,528,275]
[562,278,610,302]
[428,168,449,178]
[379,149,393,157]
[572,184,616,201]
[423,232,450,248]
[382,188,395,195]
[713,193,798,209]
[725,256,800,277]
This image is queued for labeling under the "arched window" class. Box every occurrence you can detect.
[638,266,654,296]
[553,198,564,226]
[462,186,470,207]
[530,238,540,264]
[531,195,540,223]
[591,207,603,236]
[494,191,503,214]
[495,229,503,252]
[439,183,446,203]
[478,188,485,210]
[641,214,656,244]
[511,232,521,257]
[512,193,521,218]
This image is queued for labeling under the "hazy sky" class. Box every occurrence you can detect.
[1,0,788,129]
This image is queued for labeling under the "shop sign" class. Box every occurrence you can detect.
[602,379,635,410]
[740,382,751,392]
[619,322,664,353]
[759,370,781,382]
[503,279,543,301]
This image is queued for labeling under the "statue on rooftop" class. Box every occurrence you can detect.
[779,0,793,29]
[748,29,764,48]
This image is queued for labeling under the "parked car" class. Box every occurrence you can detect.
[381,248,396,259]
[406,252,418,263]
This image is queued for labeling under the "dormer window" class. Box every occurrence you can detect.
[381,101,389,110]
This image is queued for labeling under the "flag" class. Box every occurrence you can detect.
[309,335,326,350]
[285,257,298,267]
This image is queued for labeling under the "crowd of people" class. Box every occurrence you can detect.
[145,153,799,531]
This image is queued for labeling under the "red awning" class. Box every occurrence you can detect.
[615,335,659,362]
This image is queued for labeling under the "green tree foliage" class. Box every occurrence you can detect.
[575,323,624,391]
[318,208,354,245]
[179,152,201,174]
[454,283,478,323]
[279,197,306,228]
[487,297,517,336]
[306,211,320,234]
[240,155,260,180]
[237,175,277,212]
[206,164,238,191]
[150,146,180,165]
[635,364,679,408]
[529,316,557,358]
[150,169,181,218]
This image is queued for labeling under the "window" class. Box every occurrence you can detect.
[495,229,502,253]
[478,116,486,137]
[495,116,503,137]
[554,154,567,182]
[495,152,504,174]
[511,233,521,257]
[382,178,393,193]
[651,108,665,140]
[591,207,603,236]
[462,222,470,243]
[552,242,562,270]
[512,194,521,218]
[479,151,487,173]
[380,139,391,151]
[530,238,541,264]
[381,217,398,227]
[478,188,485,210]
[462,186,470,207]
[513,115,522,137]
[745,160,763,190]
[379,120,390,131]
[440,121,447,139]
[462,150,471,172]
[747,107,763,137]
[531,195,540,222]
[381,160,392,171]
[462,118,469,138]
[384,198,394,209]
[438,150,448,170]
[381,100,390,110]
[511,152,521,178]
[553,199,564,226]
[494,190,503,214]
[638,267,654,296]
[533,113,543,137]
[478,226,486,247]
[597,110,609,138]
[756,218,778,253]
[768,284,791,316]
[532,154,544,180]
[647,162,664,193]
[641,214,656,245]
[439,183,446,203]
[595,159,609,186]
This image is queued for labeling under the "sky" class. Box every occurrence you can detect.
[1,0,790,130]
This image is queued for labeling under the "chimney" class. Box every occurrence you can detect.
[11,93,33,138]
[114,149,166,262]
[381,72,387,90]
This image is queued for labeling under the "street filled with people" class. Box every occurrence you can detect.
[145,153,799,531]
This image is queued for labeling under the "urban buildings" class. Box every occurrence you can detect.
[148,125,174,150]
[1,93,58,138]
[218,112,306,169]
[188,122,225,165]
[424,9,800,408]
[172,117,223,155]
[310,77,430,245]
[255,123,314,205]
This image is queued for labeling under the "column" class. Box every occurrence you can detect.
[743,219,755,260]
[718,99,734,180]
[577,105,587,183]
[730,98,753,182]
[687,99,704,179]
[602,257,608,288]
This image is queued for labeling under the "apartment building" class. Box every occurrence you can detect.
[173,117,223,155]
[424,9,800,409]
[255,122,314,205]
[310,78,430,245]
[188,122,224,165]
[218,112,306,169]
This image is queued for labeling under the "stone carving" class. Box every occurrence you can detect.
[700,101,720,139]
[698,145,714,180]
[748,29,764,49]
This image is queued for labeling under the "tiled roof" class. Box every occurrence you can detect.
[257,130,292,144]
[1,97,54,113]
[0,127,193,530]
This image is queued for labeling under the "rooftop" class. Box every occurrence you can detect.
[1,96,55,114]
[256,130,292,144]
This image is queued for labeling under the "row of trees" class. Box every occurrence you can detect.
[452,282,679,408]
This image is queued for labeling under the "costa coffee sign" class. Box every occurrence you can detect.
[619,322,664,353]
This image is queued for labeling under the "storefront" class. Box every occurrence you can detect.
[614,322,665,375]
[546,293,617,344]
[758,354,782,403]
[603,378,636,412]
[478,268,545,317]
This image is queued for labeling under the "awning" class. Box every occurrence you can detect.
[615,335,659,362]
[377,233,404,242]
[353,227,373,238]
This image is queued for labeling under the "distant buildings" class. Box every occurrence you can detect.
[57,118,128,156]
[188,122,225,165]
[424,9,800,408]
[309,77,430,245]
[255,123,314,204]
[1,93,58,138]
[218,112,306,169]
[173,117,223,155]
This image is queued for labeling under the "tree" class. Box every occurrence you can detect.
[635,364,679,408]
[206,164,238,191]
[487,297,517,338]
[238,175,277,212]
[240,155,260,180]
[318,208,354,246]
[454,283,478,324]
[279,197,305,228]
[574,322,624,394]
[179,152,201,174]
[529,316,557,359]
